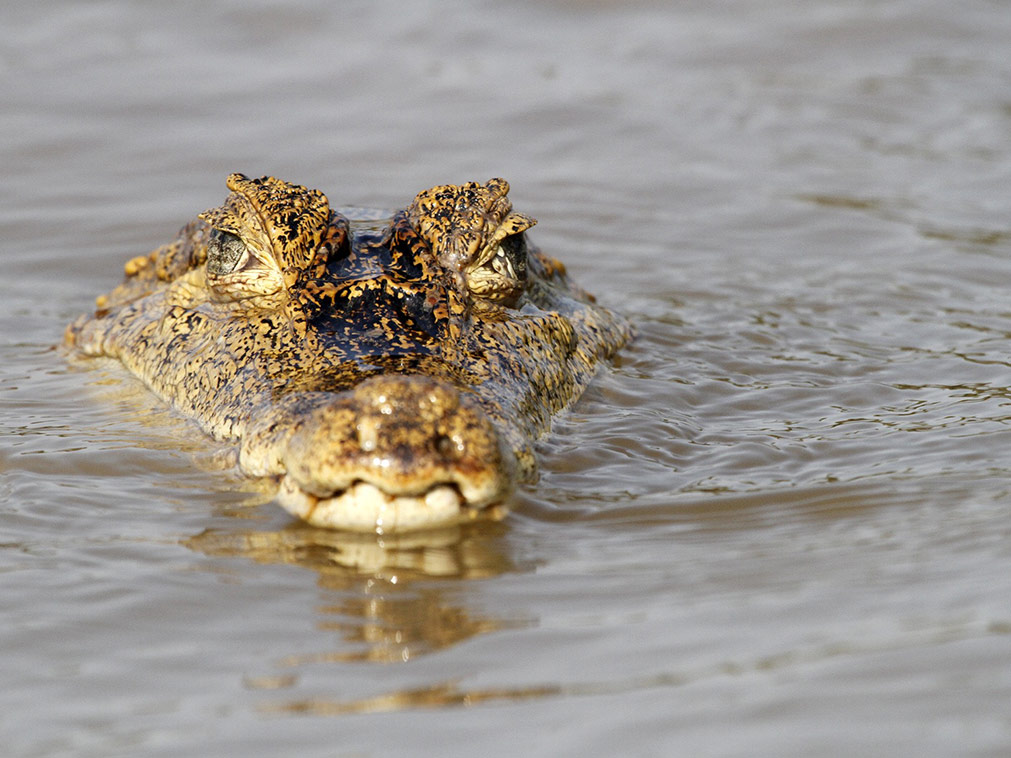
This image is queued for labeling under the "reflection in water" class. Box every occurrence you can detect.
[260,612,1009,716]
[267,680,563,715]
[184,520,526,664]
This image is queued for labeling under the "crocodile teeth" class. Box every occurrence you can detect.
[276,477,506,533]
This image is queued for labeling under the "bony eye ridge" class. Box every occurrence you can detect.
[206,229,249,277]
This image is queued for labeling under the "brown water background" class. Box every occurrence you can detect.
[3,1,1011,755]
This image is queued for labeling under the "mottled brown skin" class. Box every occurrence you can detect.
[65,174,632,532]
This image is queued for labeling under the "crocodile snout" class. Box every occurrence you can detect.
[259,375,516,531]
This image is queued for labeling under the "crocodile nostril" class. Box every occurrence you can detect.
[434,433,457,459]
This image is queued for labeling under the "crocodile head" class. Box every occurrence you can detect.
[66,174,631,532]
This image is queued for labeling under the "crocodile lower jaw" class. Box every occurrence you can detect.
[275,477,508,533]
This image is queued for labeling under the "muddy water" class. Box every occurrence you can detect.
[3,1,1011,755]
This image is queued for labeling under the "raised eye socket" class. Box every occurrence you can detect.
[206,229,248,277]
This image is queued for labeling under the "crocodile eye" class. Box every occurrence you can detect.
[495,233,528,283]
[206,229,249,277]
[467,234,529,307]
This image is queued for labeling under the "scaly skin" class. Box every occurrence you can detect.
[65,174,632,532]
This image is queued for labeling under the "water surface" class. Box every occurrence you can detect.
[3,1,1011,756]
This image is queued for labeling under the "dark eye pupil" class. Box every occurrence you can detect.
[206,230,247,276]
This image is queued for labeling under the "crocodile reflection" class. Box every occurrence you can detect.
[184,520,527,663]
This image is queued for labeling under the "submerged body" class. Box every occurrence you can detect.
[66,175,631,531]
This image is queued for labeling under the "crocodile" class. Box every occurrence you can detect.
[65,174,632,532]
